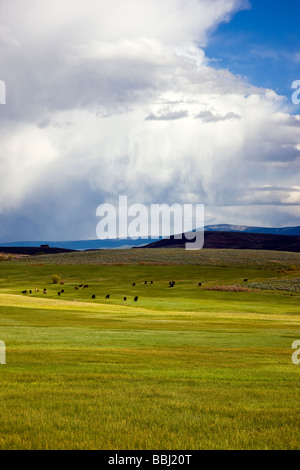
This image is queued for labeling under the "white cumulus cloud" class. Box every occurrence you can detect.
[0,0,299,241]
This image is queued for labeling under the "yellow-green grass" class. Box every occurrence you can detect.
[0,249,299,449]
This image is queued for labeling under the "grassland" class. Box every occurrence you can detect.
[0,248,299,450]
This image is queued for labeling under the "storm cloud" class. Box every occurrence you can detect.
[0,0,299,241]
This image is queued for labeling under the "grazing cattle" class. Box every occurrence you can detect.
[243,279,248,282]
[29,290,32,294]
[144,281,147,285]
[198,283,202,287]
[92,295,96,299]
[83,285,89,288]
[150,281,153,284]
[58,292,61,296]
[35,289,39,292]
[124,297,127,301]
[79,284,83,288]
[134,296,138,302]
[22,290,27,294]
[43,290,48,294]
[106,295,110,299]
[75,286,79,290]
[169,281,175,288]
[61,290,64,293]
[132,283,136,286]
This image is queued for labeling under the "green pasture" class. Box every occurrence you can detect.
[0,249,299,449]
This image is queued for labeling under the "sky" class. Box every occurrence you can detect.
[0,0,299,242]
[206,0,300,100]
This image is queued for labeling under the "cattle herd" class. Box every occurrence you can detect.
[21,279,205,302]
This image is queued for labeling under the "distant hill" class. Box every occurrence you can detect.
[0,246,75,255]
[0,238,159,251]
[0,225,300,254]
[144,231,300,253]
[204,224,300,236]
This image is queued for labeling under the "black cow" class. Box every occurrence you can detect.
[22,290,27,294]
[150,281,153,284]
[106,295,110,299]
[92,295,96,299]
[29,290,32,294]
[134,296,138,302]
[144,281,147,285]
[61,290,64,293]
[198,283,202,287]
[132,283,136,286]
[58,292,61,296]
[83,285,89,288]
[243,279,248,282]
[124,297,127,301]
[75,286,79,290]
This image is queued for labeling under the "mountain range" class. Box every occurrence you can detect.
[144,230,300,253]
[0,224,300,253]
[204,224,300,236]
